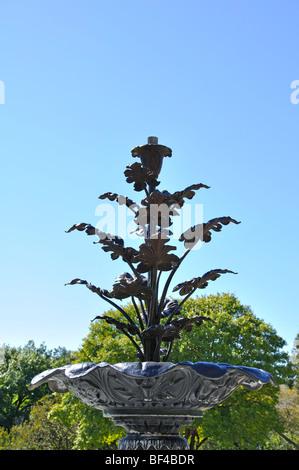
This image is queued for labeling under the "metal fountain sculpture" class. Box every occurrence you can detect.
[29,137,276,450]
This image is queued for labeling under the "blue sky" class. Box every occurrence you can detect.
[0,0,298,356]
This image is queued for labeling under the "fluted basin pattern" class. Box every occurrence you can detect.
[29,361,276,450]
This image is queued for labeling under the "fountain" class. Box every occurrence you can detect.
[29,137,276,450]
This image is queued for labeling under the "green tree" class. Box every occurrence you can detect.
[0,394,76,450]
[170,294,291,380]
[265,335,299,450]
[49,293,293,450]
[291,333,299,388]
[170,294,293,449]
[49,306,137,449]
[76,303,139,364]
[49,392,124,450]
[0,340,72,430]
[270,385,299,449]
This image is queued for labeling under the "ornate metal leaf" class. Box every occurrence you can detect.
[98,192,138,212]
[170,315,214,333]
[131,235,180,273]
[131,142,172,178]
[65,223,96,235]
[161,183,210,208]
[141,190,173,207]
[96,238,139,262]
[93,233,139,263]
[141,316,213,342]
[92,315,140,336]
[65,278,112,298]
[65,223,114,243]
[124,162,160,191]
[133,206,175,233]
[141,324,165,340]
[66,222,139,263]
[173,269,237,296]
[162,315,214,341]
[172,183,210,204]
[139,183,208,220]
[179,216,241,249]
[110,272,152,300]
[161,299,182,318]
[136,191,181,232]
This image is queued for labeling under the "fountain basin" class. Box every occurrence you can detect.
[29,361,276,450]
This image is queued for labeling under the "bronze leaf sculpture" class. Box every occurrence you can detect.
[29,137,277,451]
[65,137,240,362]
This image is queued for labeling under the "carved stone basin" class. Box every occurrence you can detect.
[29,361,276,450]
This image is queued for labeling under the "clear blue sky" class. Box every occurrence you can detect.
[0,0,298,356]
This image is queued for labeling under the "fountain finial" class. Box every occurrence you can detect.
[131,136,172,177]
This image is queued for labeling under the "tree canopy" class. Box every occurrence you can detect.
[0,294,296,450]
[0,341,72,430]
[51,293,294,449]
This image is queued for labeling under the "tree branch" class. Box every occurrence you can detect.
[278,432,299,450]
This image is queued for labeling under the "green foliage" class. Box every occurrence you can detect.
[0,340,72,430]
[264,385,299,450]
[49,393,124,450]
[169,293,294,449]
[49,293,294,450]
[0,394,76,450]
[170,293,291,380]
[0,294,296,450]
[76,304,139,364]
[189,388,283,449]
[48,305,136,449]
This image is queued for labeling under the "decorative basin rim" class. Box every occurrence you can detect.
[28,361,277,391]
